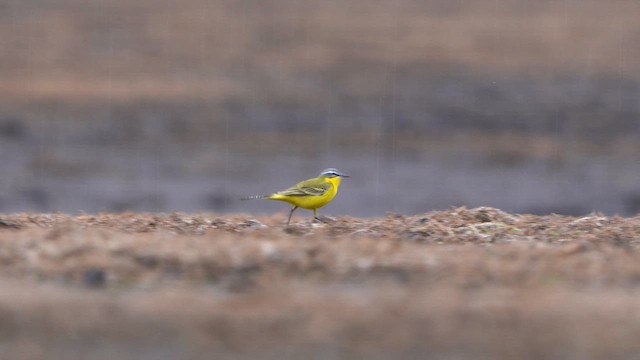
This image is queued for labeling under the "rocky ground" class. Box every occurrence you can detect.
[0,207,639,359]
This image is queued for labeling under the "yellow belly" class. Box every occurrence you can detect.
[268,186,337,209]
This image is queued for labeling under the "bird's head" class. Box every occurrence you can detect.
[319,168,349,179]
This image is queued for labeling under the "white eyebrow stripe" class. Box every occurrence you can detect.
[319,168,345,177]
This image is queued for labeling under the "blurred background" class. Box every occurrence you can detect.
[1,0,639,216]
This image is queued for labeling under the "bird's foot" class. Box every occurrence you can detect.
[313,215,335,223]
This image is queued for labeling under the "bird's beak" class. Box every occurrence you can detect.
[340,174,350,178]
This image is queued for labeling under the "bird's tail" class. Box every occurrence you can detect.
[240,194,269,200]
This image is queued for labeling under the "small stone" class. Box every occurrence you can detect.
[83,268,107,288]
[243,219,267,229]
[0,219,20,229]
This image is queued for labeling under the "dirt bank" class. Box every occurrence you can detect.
[0,207,639,359]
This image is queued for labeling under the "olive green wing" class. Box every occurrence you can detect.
[275,178,331,197]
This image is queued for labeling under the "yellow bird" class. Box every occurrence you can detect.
[242,168,349,225]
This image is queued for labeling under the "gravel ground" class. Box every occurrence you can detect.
[0,207,639,359]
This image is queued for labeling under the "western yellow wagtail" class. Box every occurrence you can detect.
[242,168,349,225]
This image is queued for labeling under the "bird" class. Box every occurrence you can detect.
[242,168,349,225]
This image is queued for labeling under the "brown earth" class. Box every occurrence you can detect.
[0,207,640,359]
[3,0,640,136]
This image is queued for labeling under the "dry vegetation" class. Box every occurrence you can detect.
[1,208,640,359]
[3,0,640,96]
[2,0,639,138]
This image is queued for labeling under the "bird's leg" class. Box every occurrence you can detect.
[313,208,319,220]
[287,206,298,225]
